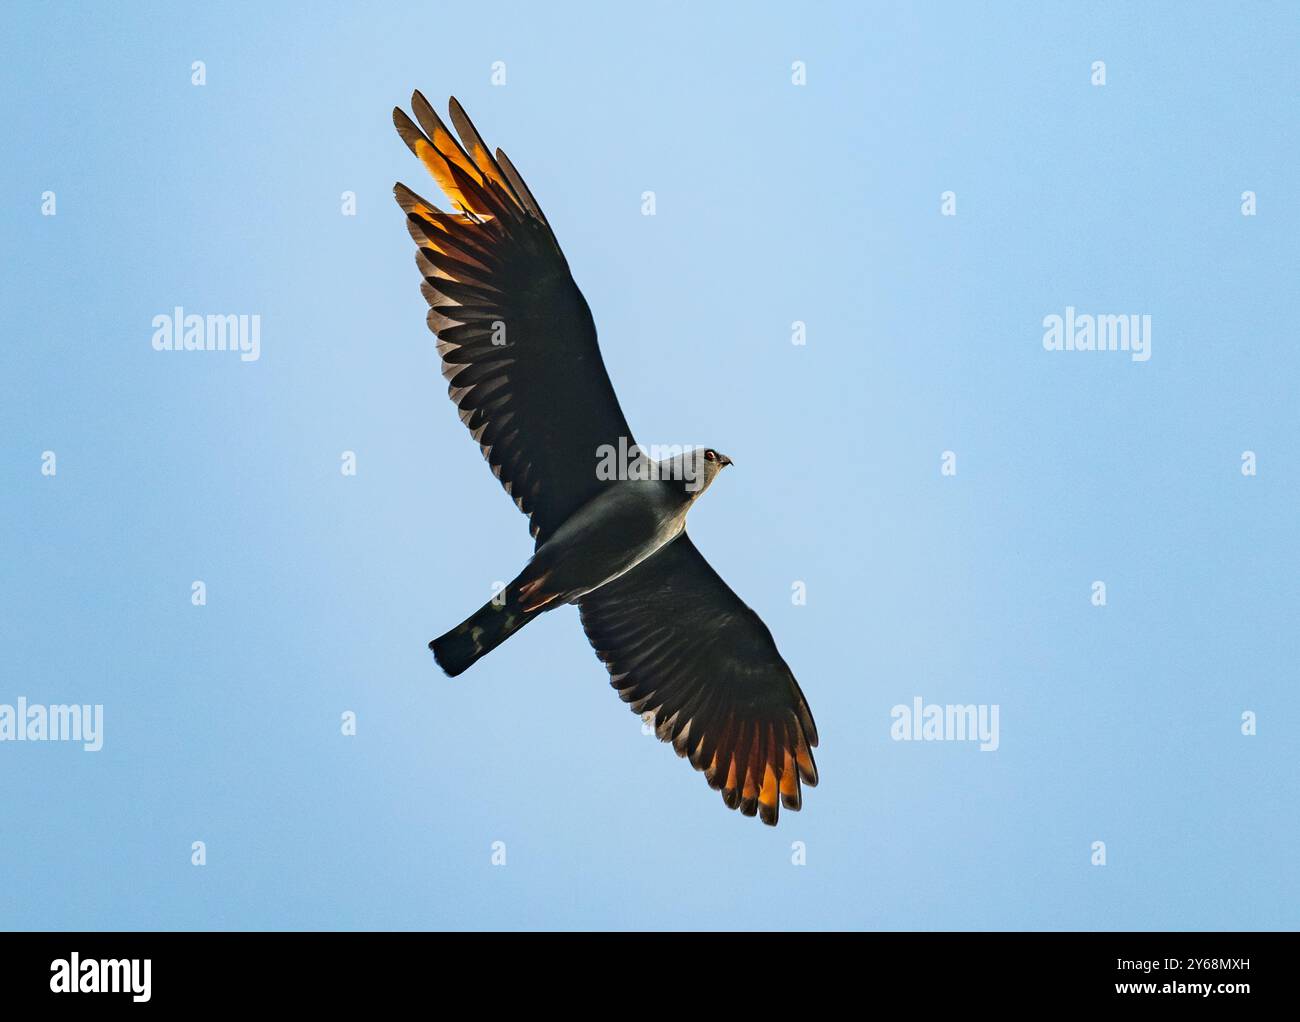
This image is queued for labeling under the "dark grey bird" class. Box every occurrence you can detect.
[393,94,818,824]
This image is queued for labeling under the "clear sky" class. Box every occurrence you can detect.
[1,1,1296,930]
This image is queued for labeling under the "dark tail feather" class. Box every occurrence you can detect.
[429,590,541,677]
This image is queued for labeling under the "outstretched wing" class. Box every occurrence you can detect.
[578,533,819,825]
[394,93,634,544]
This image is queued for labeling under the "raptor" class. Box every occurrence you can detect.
[394,95,818,824]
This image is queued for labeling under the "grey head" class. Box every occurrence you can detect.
[650,446,733,501]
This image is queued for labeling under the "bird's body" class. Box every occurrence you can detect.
[431,458,707,675]
[523,468,695,605]
[395,95,818,824]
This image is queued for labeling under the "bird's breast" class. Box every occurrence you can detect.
[533,480,689,600]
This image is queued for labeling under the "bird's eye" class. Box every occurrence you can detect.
[705,449,716,462]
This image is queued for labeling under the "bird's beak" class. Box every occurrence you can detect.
[720,455,733,467]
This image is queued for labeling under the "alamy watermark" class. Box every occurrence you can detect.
[1042,306,1151,363]
[151,306,261,362]
[595,438,713,491]
[50,953,150,1002]
[891,696,999,751]
[0,698,103,751]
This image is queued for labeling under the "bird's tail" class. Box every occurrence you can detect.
[429,585,544,677]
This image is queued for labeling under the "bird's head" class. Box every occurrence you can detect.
[684,446,733,498]
[646,446,733,500]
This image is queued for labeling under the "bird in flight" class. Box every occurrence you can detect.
[393,95,818,824]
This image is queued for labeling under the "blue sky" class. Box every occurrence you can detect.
[1,1,1296,930]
